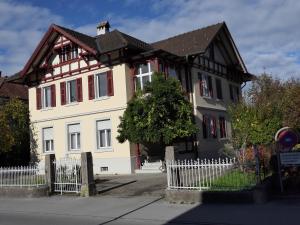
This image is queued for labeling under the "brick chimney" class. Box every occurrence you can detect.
[97,21,110,35]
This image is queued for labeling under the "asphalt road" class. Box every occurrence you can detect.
[1,195,300,225]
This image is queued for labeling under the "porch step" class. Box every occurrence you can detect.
[135,160,163,174]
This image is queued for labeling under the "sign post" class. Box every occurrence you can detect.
[274,127,299,193]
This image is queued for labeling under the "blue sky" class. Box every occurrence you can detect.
[1,0,300,79]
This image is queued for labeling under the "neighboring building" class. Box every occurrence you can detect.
[21,21,253,174]
[0,72,28,104]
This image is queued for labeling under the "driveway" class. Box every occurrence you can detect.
[95,173,167,197]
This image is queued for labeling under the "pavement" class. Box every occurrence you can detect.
[95,173,167,197]
[1,195,300,225]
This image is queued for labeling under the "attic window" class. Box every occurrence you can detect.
[59,45,78,63]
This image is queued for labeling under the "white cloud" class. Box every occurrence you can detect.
[0,0,63,76]
[2,0,300,80]
[91,0,300,79]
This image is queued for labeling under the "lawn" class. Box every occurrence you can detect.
[209,169,257,191]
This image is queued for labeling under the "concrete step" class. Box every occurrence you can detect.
[135,169,162,174]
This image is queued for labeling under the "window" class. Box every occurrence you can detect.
[88,71,113,100]
[229,84,240,102]
[36,85,55,110]
[43,127,54,153]
[135,62,153,90]
[96,119,112,149]
[202,115,217,139]
[215,78,223,100]
[68,124,80,151]
[198,73,213,98]
[42,86,52,108]
[95,73,108,98]
[219,117,227,138]
[168,65,177,78]
[67,80,77,103]
[60,45,78,62]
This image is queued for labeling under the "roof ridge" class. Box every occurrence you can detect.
[151,22,224,45]
[54,24,94,39]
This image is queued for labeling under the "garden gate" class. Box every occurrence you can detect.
[53,157,81,194]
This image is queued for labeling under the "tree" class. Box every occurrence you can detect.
[117,72,197,158]
[230,75,287,148]
[230,74,300,149]
[0,98,33,166]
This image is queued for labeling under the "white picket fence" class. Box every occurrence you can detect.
[166,158,235,190]
[0,166,45,187]
[54,157,82,194]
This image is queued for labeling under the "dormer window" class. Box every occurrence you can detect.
[60,45,78,63]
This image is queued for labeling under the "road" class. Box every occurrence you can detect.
[1,195,300,225]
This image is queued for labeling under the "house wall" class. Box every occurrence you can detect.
[29,63,137,174]
[191,66,240,158]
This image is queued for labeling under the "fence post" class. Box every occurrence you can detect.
[45,154,55,194]
[81,152,96,196]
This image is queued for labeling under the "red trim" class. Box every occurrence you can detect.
[107,70,114,96]
[130,66,137,93]
[51,84,56,107]
[41,63,101,83]
[88,75,95,100]
[21,26,55,77]
[60,82,66,105]
[53,25,97,55]
[36,88,42,110]
[21,24,97,77]
[76,78,83,102]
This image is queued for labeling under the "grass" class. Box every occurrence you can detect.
[209,169,257,191]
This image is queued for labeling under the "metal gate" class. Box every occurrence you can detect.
[54,157,81,194]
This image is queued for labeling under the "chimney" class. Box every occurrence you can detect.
[97,21,110,35]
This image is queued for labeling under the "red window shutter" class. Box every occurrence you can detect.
[60,82,66,105]
[51,84,56,107]
[107,70,114,96]
[76,78,83,102]
[88,75,95,100]
[198,73,203,96]
[36,88,41,110]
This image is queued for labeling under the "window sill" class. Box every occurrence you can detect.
[65,102,79,107]
[41,107,54,112]
[68,150,81,154]
[93,96,110,102]
[95,147,113,152]
[42,151,55,155]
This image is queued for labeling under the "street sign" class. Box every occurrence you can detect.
[275,127,298,150]
[280,152,300,165]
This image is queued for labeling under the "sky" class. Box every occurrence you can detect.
[1,0,300,79]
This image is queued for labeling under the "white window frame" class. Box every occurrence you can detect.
[201,74,211,98]
[42,86,52,109]
[96,119,112,150]
[66,79,77,104]
[68,123,81,151]
[42,127,54,153]
[95,72,108,99]
[135,62,153,90]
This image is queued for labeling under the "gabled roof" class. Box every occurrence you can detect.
[0,77,28,100]
[95,29,153,53]
[151,23,223,56]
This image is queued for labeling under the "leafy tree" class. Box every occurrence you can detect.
[0,98,33,166]
[230,74,300,149]
[117,72,197,158]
